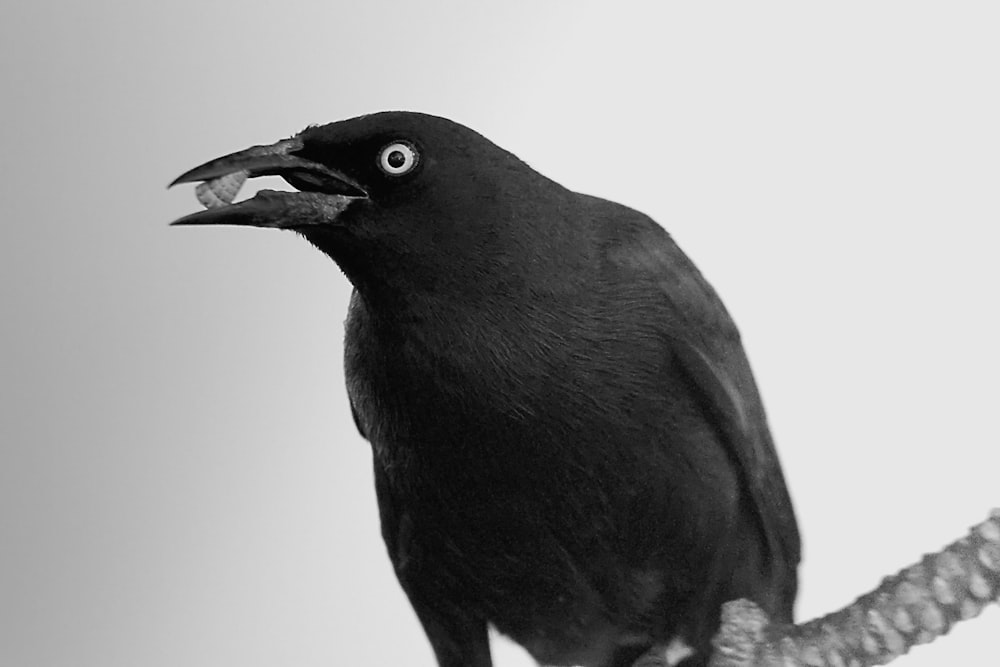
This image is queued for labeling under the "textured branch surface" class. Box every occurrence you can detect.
[709,509,1000,667]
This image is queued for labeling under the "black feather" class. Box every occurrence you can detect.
[175,111,800,667]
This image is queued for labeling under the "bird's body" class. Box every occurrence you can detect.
[172,112,800,667]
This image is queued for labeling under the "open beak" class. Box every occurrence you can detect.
[169,137,368,228]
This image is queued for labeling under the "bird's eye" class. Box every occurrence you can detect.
[378,142,419,176]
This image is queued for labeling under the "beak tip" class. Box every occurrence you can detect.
[168,213,199,227]
[169,169,202,188]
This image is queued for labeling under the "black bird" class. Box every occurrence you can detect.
[170,112,800,667]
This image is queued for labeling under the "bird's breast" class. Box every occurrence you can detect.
[342,290,752,663]
[343,290,629,524]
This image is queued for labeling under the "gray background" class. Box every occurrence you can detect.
[2,2,997,666]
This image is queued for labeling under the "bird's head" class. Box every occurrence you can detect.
[171,111,575,305]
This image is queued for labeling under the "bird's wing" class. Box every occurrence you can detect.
[667,333,800,568]
[603,214,801,592]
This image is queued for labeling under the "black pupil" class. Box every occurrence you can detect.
[387,149,407,169]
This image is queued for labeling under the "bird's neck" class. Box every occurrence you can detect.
[347,275,592,400]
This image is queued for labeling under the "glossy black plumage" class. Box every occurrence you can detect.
[171,112,800,667]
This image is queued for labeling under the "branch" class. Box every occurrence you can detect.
[709,509,1000,667]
